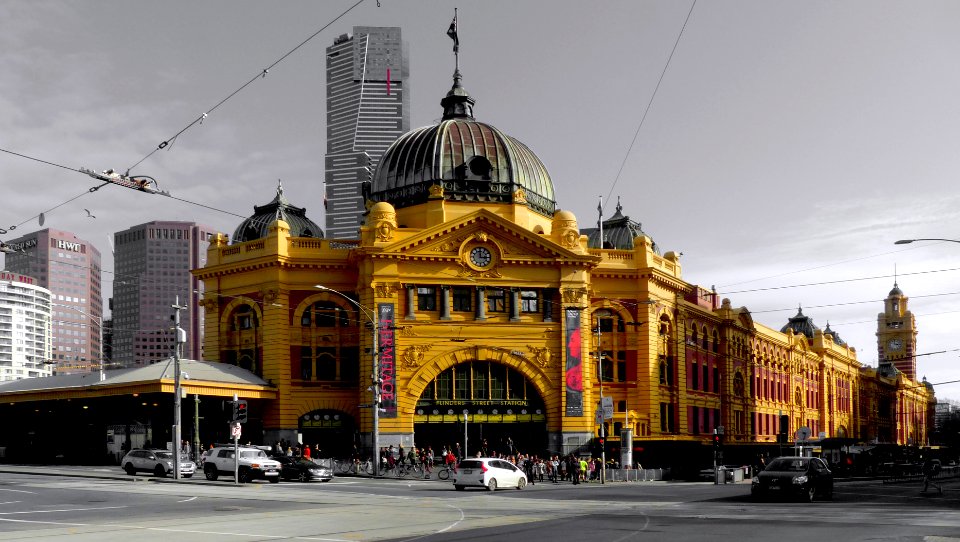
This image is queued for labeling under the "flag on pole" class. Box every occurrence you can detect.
[447,14,459,52]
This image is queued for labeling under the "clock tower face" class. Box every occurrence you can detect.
[887,338,903,351]
[469,246,493,268]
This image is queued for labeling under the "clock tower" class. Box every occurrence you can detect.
[876,282,918,380]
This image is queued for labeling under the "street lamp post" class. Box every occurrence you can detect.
[315,285,381,477]
[53,303,104,382]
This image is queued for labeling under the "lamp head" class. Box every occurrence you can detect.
[894,240,914,245]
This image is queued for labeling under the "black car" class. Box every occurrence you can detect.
[274,455,334,482]
[751,456,833,502]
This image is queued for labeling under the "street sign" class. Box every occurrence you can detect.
[601,396,614,420]
[595,408,603,426]
[231,422,242,439]
[716,425,724,436]
[796,426,810,442]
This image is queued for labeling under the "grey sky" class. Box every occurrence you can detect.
[2,1,959,399]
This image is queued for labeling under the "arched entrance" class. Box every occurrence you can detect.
[414,361,547,457]
[299,409,357,458]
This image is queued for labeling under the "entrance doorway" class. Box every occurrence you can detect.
[299,409,357,458]
[413,361,548,456]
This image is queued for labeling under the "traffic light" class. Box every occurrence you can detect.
[233,400,248,424]
[712,433,721,449]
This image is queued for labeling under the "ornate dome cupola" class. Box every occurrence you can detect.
[583,197,660,253]
[780,305,820,339]
[366,31,556,218]
[824,321,846,346]
[232,181,323,244]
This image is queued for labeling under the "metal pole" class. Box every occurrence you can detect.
[463,410,469,458]
[315,285,379,477]
[193,394,201,463]
[372,306,380,477]
[172,296,186,481]
[233,393,239,484]
[597,196,606,484]
[98,315,104,382]
[597,321,605,484]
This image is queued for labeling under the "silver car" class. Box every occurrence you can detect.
[121,449,196,478]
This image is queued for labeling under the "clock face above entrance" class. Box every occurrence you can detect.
[888,338,903,351]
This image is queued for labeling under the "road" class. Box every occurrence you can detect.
[0,466,957,541]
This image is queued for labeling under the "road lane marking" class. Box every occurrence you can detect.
[177,496,198,503]
[0,501,21,505]
[0,488,35,494]
[0,505,127,515]
[437,504,465,533]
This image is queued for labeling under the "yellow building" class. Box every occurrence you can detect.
[195,66,932,466]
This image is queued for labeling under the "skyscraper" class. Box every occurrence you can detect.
[112,221,216,366]
[1,229,102,374]
[325,26,410,239]
[0,272,52,380]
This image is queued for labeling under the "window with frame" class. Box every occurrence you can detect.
[486,288,506,312]
[417,287,437,311]
[691,361,699,390]
[520,290,538,312]
[452,287,472,312]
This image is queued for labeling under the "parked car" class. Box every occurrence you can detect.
[275,455,334,482]
[751,456,833,502]
[452,457,527,491]
[121,449,195,478]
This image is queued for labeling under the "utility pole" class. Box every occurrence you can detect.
[171,297,187,480]
[193,394,201,463]
[596,194,606,485]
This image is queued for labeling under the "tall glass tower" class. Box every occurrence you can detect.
[325,26,410,239]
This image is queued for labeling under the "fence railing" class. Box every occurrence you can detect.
[604,468,667,482]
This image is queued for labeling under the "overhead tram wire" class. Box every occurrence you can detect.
[717,243,932,289]
[602,0,697,213]
[718,266,960,296]
[125,0,366,174]
[0,147,247,233]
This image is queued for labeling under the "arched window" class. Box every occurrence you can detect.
[295,297,360,384]
[222,303,261,376]
[712,331,720,353]
[690,325,699,346]
[733,372,745,397]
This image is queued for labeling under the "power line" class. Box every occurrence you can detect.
[604,0,697,212]
[719,266,960,296]
[125,0,366,174]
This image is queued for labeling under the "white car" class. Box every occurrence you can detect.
[452,457,527,491]
[121,449,195,478]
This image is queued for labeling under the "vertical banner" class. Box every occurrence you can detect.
[565,309,584,416]
[378,302,397,418]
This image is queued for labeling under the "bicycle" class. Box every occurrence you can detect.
[437,463,456,481]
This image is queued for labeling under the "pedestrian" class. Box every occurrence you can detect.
[303,444,311,459]
[559,456,568,481]
[569,455,580,485]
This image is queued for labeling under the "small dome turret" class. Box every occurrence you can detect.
[781,305,820,339]
[232,181,323,243]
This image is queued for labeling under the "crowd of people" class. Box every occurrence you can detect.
[371,439,607,484]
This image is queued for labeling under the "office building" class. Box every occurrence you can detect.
[111,221,216,366]
[325,26,410,239]
[1,229,102,374]
[0,272,52,380]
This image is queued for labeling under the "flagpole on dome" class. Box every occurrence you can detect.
[447,8,460,78]
[598,196,605,249]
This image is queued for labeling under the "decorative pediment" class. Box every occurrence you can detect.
[382,209,589,264]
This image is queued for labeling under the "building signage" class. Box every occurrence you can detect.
[378,302,397,418]
[565,308,584,416]
[0,272,35,284]
[53,239,85,253]
[8,238,37,252]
